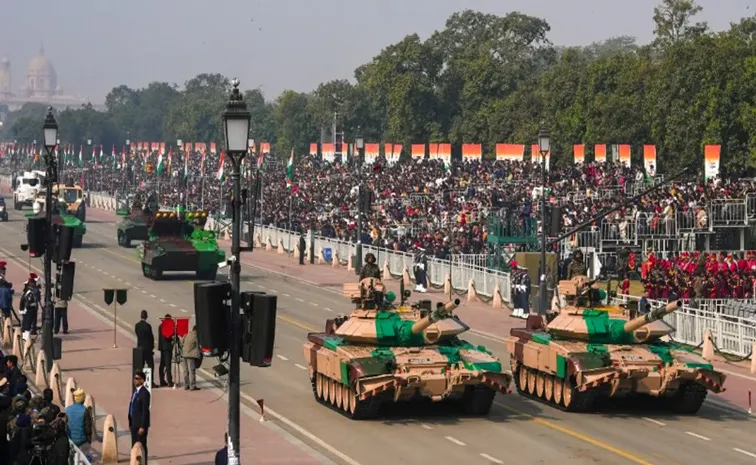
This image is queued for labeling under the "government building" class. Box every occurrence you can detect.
[0,47,94,112]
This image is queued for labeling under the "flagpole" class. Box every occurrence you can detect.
[288,193,293,252]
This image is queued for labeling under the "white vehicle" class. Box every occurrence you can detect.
[13,170,45,210]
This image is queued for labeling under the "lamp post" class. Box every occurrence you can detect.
[176,138,183,202]
[42,108,58,371]
[537,126,550,315]
[354,128,364,275]
[221,78,250,465]
[124,138,130,193]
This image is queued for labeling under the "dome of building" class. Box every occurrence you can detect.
[28,48,55,77]
[25,47,57,98]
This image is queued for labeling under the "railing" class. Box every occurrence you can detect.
[69,442,94,465]
[710,199,748,227]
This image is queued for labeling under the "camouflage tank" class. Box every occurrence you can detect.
[304,278,513,419]
[137,209,224,280]
[116,195,158,247]
[26,200,86,247]
[506,276,726,414]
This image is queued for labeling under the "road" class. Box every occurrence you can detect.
[2,207,756,465]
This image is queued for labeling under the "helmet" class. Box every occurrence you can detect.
[573,250,583,260]
[365,253,376,264]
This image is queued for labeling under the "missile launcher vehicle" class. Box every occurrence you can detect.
[304,278,513,419]
[506,276,726,414]
[138,209,225,281]
[116,195,158,247]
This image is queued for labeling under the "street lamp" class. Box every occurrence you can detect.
[177,138,184,206]
[42,107,58,371]
[220,78,250,465]
[354,127,365,275]
[537,125,550,316]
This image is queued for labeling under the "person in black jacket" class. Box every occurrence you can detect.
[128,370,151,464]
[0,379,11,464]
[158,314,174,387]
[134,310,157,388]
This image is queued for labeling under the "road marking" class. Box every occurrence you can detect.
[734,448,756,459]
[125,282,131,286]
[117,278,123,282]
[294,363,307,370]
[420,423,433,430]
[141,290,147,294]
[445,436,465,446]
[159,299,166,303]
[170,304,177,308]
[309,302,318,307]
[719,368,756,382]
[642,417,666,426]
[180,309,188,313]
[276,355,289,361]
[295,297,304,302]
[323,307,333,312]
[149,294,156,298]
[480,453,503,464]
[282,293,290,297]
[495,402,654,465]
[685,432,711,441]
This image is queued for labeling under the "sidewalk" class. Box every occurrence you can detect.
[1,254,322,465]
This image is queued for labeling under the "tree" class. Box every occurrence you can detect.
[653,0,708,48]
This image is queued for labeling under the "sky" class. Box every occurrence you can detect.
[1,0,753,103]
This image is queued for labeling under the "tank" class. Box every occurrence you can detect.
[116,195,157,247]
[137,209,225,280]
[303,278,513,419]
[506,276,727,414]
[26,200,86,247]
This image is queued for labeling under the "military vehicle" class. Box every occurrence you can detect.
[25,201,86,247]
[138,209,224,280]
[53,183,86,221]
[304,278,513,419]
[116,194,160,247]
[506,276,726,414]
[0,196,7,222]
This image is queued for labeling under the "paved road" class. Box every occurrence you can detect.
[3,207,756,464]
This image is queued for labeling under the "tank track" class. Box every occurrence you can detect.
[512,362,598,413]
[669,382,708,414]
[310,372,385,420]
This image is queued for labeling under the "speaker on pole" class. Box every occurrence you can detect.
[549,206,562,236]
[193,282,231,353]
[241,294,277,367]
[27,218,46,257]
[55,226,75,263]
[56,261,76,300]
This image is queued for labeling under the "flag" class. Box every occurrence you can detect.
[100,145,104,164]
[286,149,294,191]
[257,150,264,170]
[216,151,226,180]
[201,148,207,176]
[157,150,164,174]
[78,145,83,167]
[184,149,189,180]
[111,145,116,169]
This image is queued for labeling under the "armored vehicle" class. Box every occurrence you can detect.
[116,193,160,247]
[25,201,86,247]
[506,276,726,414]
[53,183,86,221]
[138,210,224,280]
[304,278,513,419]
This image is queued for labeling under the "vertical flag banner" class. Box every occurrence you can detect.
[391,144,402,165]
[462,143,482,161]
[495,144,524,161]
[438,143,452,166]
[286,150,294,190]
[216,151,225,180]
[595,144,607,163]
[573,144,585,165]
[704,145,721,181]
[428,143,439,160]
[618,144,631,167]
[210,142,217,154]
[322,143,335,162]
[411,144,425,160]
[531,144,550,171]
[261,142,271,154]
[643,145,657,177]
[365,143,380,164]
[309,143,318,156]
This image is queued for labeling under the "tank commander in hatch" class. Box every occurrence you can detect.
[567,250,588,279]
[360,253,382,281]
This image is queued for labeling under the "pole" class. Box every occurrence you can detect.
[42,146,56,372]
[112,301,118,348]
[228,155,243,465]
[354,147,364,275]
[538,150,547,316]
[288,194,293,251]
[201,177,205,210]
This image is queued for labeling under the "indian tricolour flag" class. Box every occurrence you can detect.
[184,149,189,180]
[156,151,164,174]
[286,149,294,191]
[78,145,83,167]
[216,151,226,180]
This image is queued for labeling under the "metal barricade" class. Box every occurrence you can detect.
[635,212,677,238]
[747,194,756,220]
[709,199,747,227]
[599,218,636,246]
[69,442,93,465]
[676,207,710,232]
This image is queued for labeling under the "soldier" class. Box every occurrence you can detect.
[617,247,629,280]
[359,253,381,281]
[19,274,40,339]
[413,248,428,293]
[567,250,588,279]
[520,268,532,318]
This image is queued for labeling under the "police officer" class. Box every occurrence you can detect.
[0,262,13,323]
[19,274,40,338]
[298,234,306,265]
[359,253,381,280]
[520,268,532,318]
[567,250,588,279]
[413,248,428,293]
[54,299,69,334]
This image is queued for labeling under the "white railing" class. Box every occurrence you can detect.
[69,442,93,465]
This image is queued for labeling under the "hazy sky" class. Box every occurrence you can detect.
[1,0,753,103]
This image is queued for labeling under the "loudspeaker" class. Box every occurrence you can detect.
[54,226,75,263]
[132,347,144,372]
[193,282,231,353]
[27,218,46,257]
[547,206,562,236]
[242,294,277,367]
[56,261,75,300]
[52,337,62,360]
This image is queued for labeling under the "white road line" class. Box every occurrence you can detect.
[309,302,318,307]
[282,293,290,297]
[295,297,305,302]
[125,282,131,286]
[294,363,307,370]
[141,290,147,294]
[685,432,711,441]
[159,299,166,303]
[445,436,466,446]
[420,423,433,430]
[734,448,756,459]
[180,309,188,313]
[149,294,156,298]
[117,278,123,282]
[480,453,503,464]
[323,307,333,312]
[642,417,666,426]
[170,304,177,308]
[276,355,289,361]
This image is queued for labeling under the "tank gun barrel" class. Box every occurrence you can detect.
[411,299,460,334]
[623,300,681,333]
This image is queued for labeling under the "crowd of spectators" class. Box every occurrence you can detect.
[5,151,756,298]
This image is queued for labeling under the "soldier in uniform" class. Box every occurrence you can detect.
[19,274,40,338]
[617,247,629,280]
[520,268,532,318]
[359,253,381,280]
[567,250,588,279]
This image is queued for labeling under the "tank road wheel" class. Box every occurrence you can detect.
[562,379,574,409]
[518,366,529,394]
[527,368,537,396]
[562,377,596,413]
[335,382,344,409]
[315,373,324,399]
[544,375,555,402]
[322,376,331,402]
[328,379,337,405]
[341,385,350,411]
[346,386,357,414]
[536,372,545,398]
[669,382,708,414]
[553,377,564,405]
[461,385,496,415]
